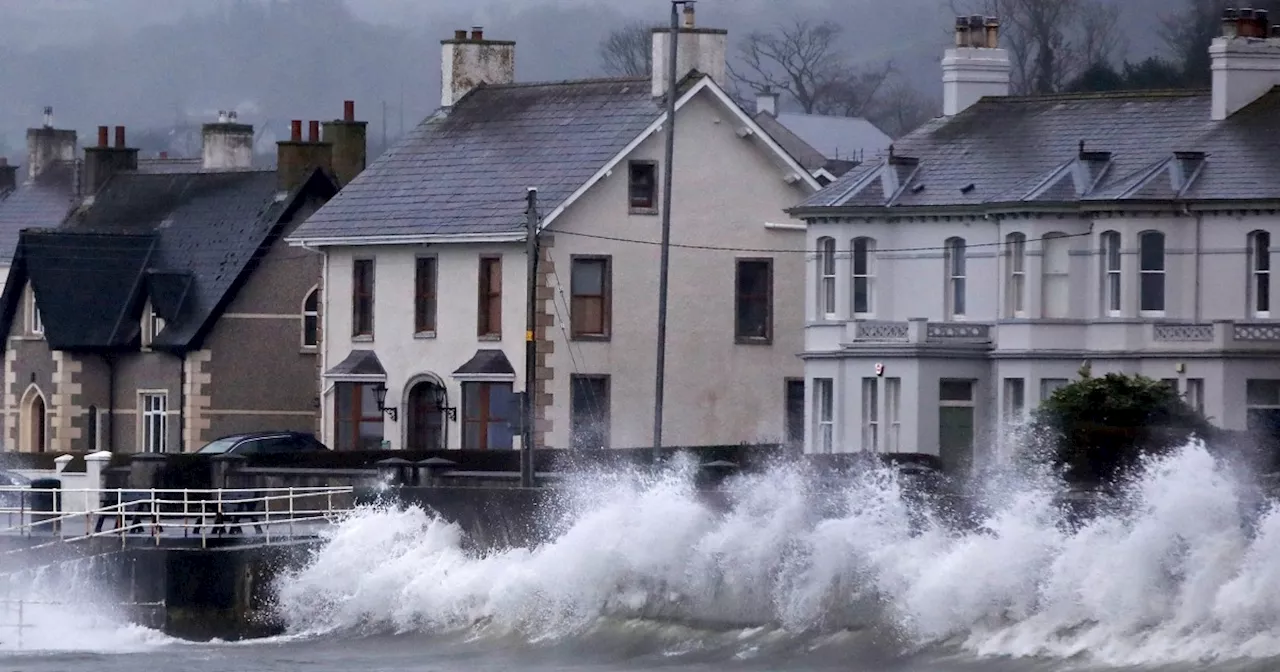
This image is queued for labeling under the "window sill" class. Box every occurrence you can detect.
[477,333,502,342]
[1139,311,1167,319]
[414,331,438,340]
[300,347,318,355]
[629,207,659,216]
[351,334,374,343]
[570,333,611,343]
[735,336,773,346]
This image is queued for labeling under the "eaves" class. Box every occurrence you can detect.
[287,231,527,249]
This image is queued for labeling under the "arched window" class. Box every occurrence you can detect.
[1042,232,1070,318]
[301,287,319,349]
[1139,230,1165,315]
[21,386,47,453]
[1005,232,1026,317]
[1100,231,1122,315]
[1249,230,1271,318]
[945,237,966,319]
[851,237,876,317]
[406,380,447,451]
[817,237,836,318]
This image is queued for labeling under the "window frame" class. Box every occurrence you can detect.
[946,237,967,319]
[139,391,168,454]
[462,381,515,450]
[1249,230,1271,318]
[884,377,901,452]
[1139,230,1166,316]
[334,382,385,451]
[570,255,612,341]
[27,287,42,336]
[817,237,837,319]
[1039,377,1069,401]
[861,377,879,452]
[413,256,438,336]
[851,237,875,317]
[570,374,611,450]
[1003,377,1026,421]
[734,257,773,344]
[814,378,834,454]
[301,287,319,349]
[1006,232,1026,317]
[351,258,375,339]
[627,160,659,213]
[477,256,503,338]
[1041,231,1071,319]
[1100,231,1122,316]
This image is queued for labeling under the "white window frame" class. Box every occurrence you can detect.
[302,286,320,349]
[817,237,837,319]
[1139,230,1166,317]
[861,377,879,452]
[851,237,875,317]
[28,288,42,336]
[946,237,966,320]
[1003,377,1025,421]
[1006,232,1026,317]
[1185,378,1205,415]
[884,377,901,452]
[1101,231,1122,316]
[1042,231,1070,319]
[142,301,164,347]
[814,378,834,453]
[139,392,168,454]
[1249,231,1270,318]
[97,406,110,452]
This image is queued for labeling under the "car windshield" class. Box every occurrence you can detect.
[196,437,242,454]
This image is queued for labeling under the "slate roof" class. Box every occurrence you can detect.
[0,162,80,260]
[291,77,663,239]
[453,349,516,377]
[771,112,891,166]
[325,350,387,378]
[0,168,337,352]
[790,88,1280,213]
[136,157,204,174]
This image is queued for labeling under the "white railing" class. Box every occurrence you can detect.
[0,597,166,650]
[0,486,355,552]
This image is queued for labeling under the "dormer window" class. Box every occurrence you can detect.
[142,301,165,347]
[628,161,658,213]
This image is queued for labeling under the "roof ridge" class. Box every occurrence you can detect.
[484,76,650,89]
[994,88,1210,104]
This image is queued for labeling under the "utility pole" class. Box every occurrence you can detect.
[522,188,540,488]
[653,0,691,462]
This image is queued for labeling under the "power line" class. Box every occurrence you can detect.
[550,228,1096,254]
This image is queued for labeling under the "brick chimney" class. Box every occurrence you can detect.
[321,100,368,187]
[277,119,333,192]
[25,106,77,181]
[202,110,255,170]
[650,5,728,98]
[0,158,15,194]
[942,16,1011,116]
[1211,7,1280,120]
[440,26,516,108]
[83,125,139,196]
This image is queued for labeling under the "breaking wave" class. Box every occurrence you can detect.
[274,442,1280,667]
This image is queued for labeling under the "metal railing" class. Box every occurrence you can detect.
[0,486,355,552]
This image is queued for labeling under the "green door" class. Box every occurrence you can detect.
[939,406,975,476]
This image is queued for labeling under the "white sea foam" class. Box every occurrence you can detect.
[274,442,1280,667]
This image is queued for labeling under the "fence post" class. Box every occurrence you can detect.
[288,487,295,539]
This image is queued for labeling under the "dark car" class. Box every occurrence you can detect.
[194,431,331,457]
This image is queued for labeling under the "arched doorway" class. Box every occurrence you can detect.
[406,380,446,451]
[20,386,47,453]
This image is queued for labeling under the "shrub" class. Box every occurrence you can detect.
[1029,367,1212,486]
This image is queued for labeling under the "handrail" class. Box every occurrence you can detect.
[0,485,355,551]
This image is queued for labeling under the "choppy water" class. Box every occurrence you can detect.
[6,441,1280,672]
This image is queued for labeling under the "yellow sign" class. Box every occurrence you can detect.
[526,330,534,342]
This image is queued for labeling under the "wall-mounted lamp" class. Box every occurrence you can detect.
[372,382,398,422]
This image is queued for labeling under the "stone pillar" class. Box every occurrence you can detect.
[533,235,557,448]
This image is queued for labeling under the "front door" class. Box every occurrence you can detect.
[939,379,976,475]
[785,379,805,446]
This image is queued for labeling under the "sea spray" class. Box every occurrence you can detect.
[274,441,1280,666]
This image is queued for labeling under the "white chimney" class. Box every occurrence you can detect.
[1211,8,1280,121]
[25,106,77,181]
[201,112,255,171]
[942,15,1011,117]
[440,27,516,108]
[756,87,779,116]
[651,5,728,98]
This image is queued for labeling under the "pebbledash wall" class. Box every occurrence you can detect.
[1,202,324,454]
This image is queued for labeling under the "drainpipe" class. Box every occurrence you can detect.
[1185,204,1202,321]
[177,352,187,453]
[103,354,116,452]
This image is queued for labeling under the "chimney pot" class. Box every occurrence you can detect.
[114,126,126,149]
[968,15,985,48]
[42,106,53,128]
[1224,8,1241,38]
[97,126,109,148]
[471,26,483,40]
[309,120,320,143]
[218,110,228,123]
[291,120,303,142]
[682,4,696,29]
[985,17,1000,48]
[159,151,168,159]
[344,100,355,122]
[454,29,467,40]
[954,16,970,47]
[1241,8,1257,38]
[228,110,238,121]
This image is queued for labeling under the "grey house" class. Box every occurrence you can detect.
[789,14,1280,471]
[0,106,367,453]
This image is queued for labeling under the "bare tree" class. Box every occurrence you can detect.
[951,0,1125,94]
[728,19,893,115]
[867,79,941,138]
[598,22,654,77]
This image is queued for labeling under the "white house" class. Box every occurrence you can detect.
[287,15,821,452]
[789,12,1280,473]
